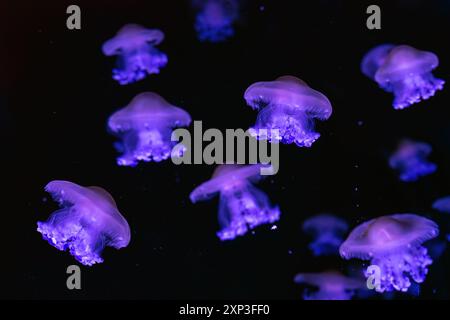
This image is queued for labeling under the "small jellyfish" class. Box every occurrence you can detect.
[339,213,439,293]
[190,164,280,241]
[302,214,349,256]
[361,44,445,109]
[37,181,131,266]
[244,75,332,147]
[294,271,364,300]
[432,196,450,213]
[108,92,192,166]
[389,139,437,182]
[193,0,239,42]
[102,24,168,85]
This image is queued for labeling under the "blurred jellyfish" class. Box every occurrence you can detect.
[432,196,450,213]
[102,24,168,85]
[244,76,332,147]
[339,213,439,293]
[108,92,192,166]
[294,271,364,300]
[37,181,131,266]
[190,164,280,241]
[361,44,444,109]
[389,139,437,182]
[193,0,239,42]
[303,214,348,256]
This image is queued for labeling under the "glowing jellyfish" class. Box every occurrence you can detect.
[389,139,437,182]
[302,214,348,256]
[108,92,192,166]
[190,164,280,241]
[37,181,131,266]
[294,271,364,300]
[102,24,168,85]
[339,213,439,293]
[432,196,450,213]
[244,76,332,147]
[361,44,445,109]
[193,0,238,42]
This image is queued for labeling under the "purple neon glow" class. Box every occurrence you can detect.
[190,164,280,241]
[108,92,192,166]
[193,0,238,42]
[244,76,332,147]
[361,44,445,109]
[302,214,348,256]
[294,271,363,300]
[102,24,168,85]
[389,139,437,182]
[340,214,439,293]
[37,181,131,266]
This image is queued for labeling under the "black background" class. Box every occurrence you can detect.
[2,0,450,299]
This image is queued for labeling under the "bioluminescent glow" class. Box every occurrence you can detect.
[108,92,192,166]
[190,164,280,240]
[37,181,131,266]
[340,213,439,293]
[244,76,332,147]
[102,24,168,85]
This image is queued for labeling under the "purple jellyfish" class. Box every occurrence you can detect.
[37,181,131,266]
[193,0,238,42]
[432,196,450,241]
[102,24,168,85]
[190,164,280,241]
[108,92,192,166]
[294,271,364,300]
[244,75,332,147]
[302,214,349,256]
[361,44,445,109]
[389,139,437,182]
[339,213,439,293]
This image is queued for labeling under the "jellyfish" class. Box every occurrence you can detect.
[389,139,437,182]
[302,214,348,256]
[108,92,192,166]
[361,44,445,109]
[339,213,439,293]
[432,196,450,241]
[190,164,280,241]
[193,0,239,42]
[102,24,168,85]
[244,75,332,147]
[294,271,364,300]
[37,181,131,266]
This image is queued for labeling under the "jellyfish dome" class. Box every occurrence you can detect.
[294,271,363,300]
[339,213,439,293]
[244,76,332,147]
[190,164,280,241]
[389,139,437,182]
[37,181,131,266]
[102,24,168,85]
[432,196,450,213]
[302,214,348,256]
[193,0,238,42]
[361,44,445,109]
[108,92,192,166]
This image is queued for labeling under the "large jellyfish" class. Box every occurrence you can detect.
[339,213,439,293]
[193,0,239,42]
[302,214,349,256]
[37,181,131,266]
[389,139,437,182]
[361,44,445,109]
[102,24,168,85]
[190,164,280,241]
[108,92,192,166]
[244,76,332,147]
[294,271,364,300]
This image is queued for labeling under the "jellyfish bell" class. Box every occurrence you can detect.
[361,44,395,79]
[190,164,280,241]
[37,181,131,266]
[432,196,450,213]
[244,76,332,147]
[340,214,439,293]
[108,92,192,166]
